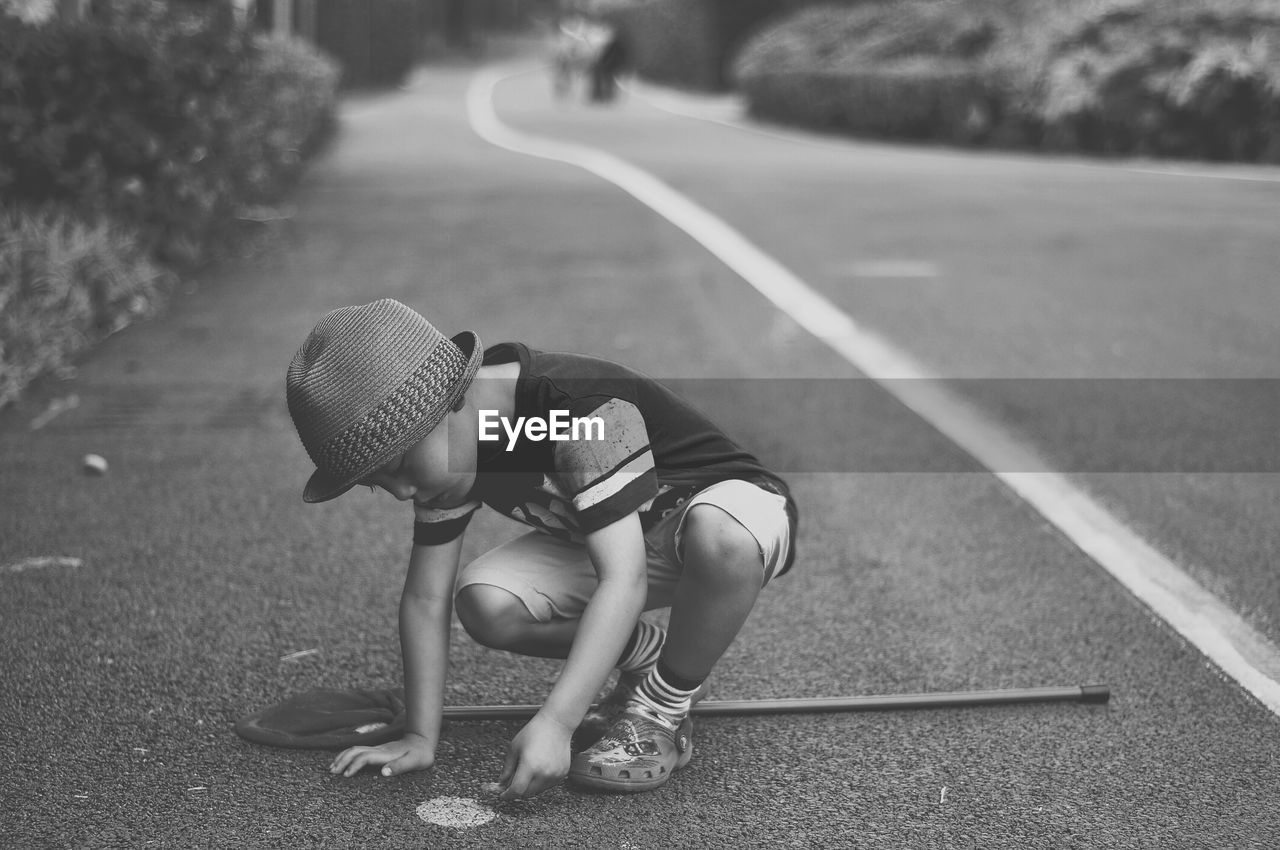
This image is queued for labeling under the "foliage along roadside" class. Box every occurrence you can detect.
[0,207,170,410]
[0,5,340,266]
[0,6,340,410]
[731,0,1280,162]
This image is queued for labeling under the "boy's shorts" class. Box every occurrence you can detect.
[456,479,791,622]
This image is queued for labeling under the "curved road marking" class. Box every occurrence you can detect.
[466,65,1280,716]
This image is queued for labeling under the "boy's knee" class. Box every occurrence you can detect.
[455,584,532,650]
[679,504,763,583]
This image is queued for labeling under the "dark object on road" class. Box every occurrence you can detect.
[235,687,406,750]
[237,684,1109,749]
[591,31,630,103]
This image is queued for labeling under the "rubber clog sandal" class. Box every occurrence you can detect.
[573,674,710,753]
[568,704,693,793]
[573,670,645,752]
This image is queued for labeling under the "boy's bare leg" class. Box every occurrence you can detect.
[454,584,579,659]
[457,503,763,679]
[457,582,668,749]
[659,504,764,682]
[567,505,763,792]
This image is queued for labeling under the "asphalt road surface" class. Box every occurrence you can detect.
[3,43,1280,848]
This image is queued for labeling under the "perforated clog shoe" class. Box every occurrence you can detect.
[568,703,693,793]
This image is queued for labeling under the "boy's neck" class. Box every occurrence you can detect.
[470,361,521,423]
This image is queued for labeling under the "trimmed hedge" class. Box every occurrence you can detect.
[744,63,997,144]
[733,0,1280,161]
[734,2,1005,143]
[607,0,884,91]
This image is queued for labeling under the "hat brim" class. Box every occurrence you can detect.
[301,330,483,503]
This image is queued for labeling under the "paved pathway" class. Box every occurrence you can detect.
[3,48,1279,847]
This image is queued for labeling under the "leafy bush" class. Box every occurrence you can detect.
[734,2,1006,143]
[733,0,1280,160]
[219,34,340,207]
[1032,4,1280,160]
[0,205,170,409]
[735,1,998,77]
[0,3,249,262]
[0,3,339,265]
[0,2,339,407]
[743,63,996,142]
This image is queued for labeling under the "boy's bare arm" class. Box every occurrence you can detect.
[329,534,464,778]
[498,511,647,800]
[545,511,647,726]
[400,533,466,744]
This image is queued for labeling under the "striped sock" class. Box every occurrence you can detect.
[616,619,665,674]
[633,658,704,721]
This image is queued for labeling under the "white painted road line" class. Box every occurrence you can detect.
[467,65,1280,716]
[3,555,84,574]
[845,260,941,279]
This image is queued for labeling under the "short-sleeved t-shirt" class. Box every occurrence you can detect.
[414,343,797,575]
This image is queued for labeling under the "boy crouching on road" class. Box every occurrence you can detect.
[285,298,797,798]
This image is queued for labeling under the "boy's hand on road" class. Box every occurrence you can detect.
[329,732,435,778]
[497,713,574,801]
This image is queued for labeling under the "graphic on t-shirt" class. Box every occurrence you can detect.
[410,343,796,574]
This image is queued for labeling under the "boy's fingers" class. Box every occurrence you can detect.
[381,746,438,778]
[382,752,416,777]
[498,747,518,786]
[342,749,384,777]
[498,770,530,802]
[527,773,561,799]
[329,747,361,774]
[501,758,559,801]
[522,763,564,800]
[496,749,522,799]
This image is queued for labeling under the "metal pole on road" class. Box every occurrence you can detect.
[441,684,1111,720]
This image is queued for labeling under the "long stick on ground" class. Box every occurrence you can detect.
[441,684,1110,721]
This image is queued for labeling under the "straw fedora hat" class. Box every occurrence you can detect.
[286,299,482,503]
